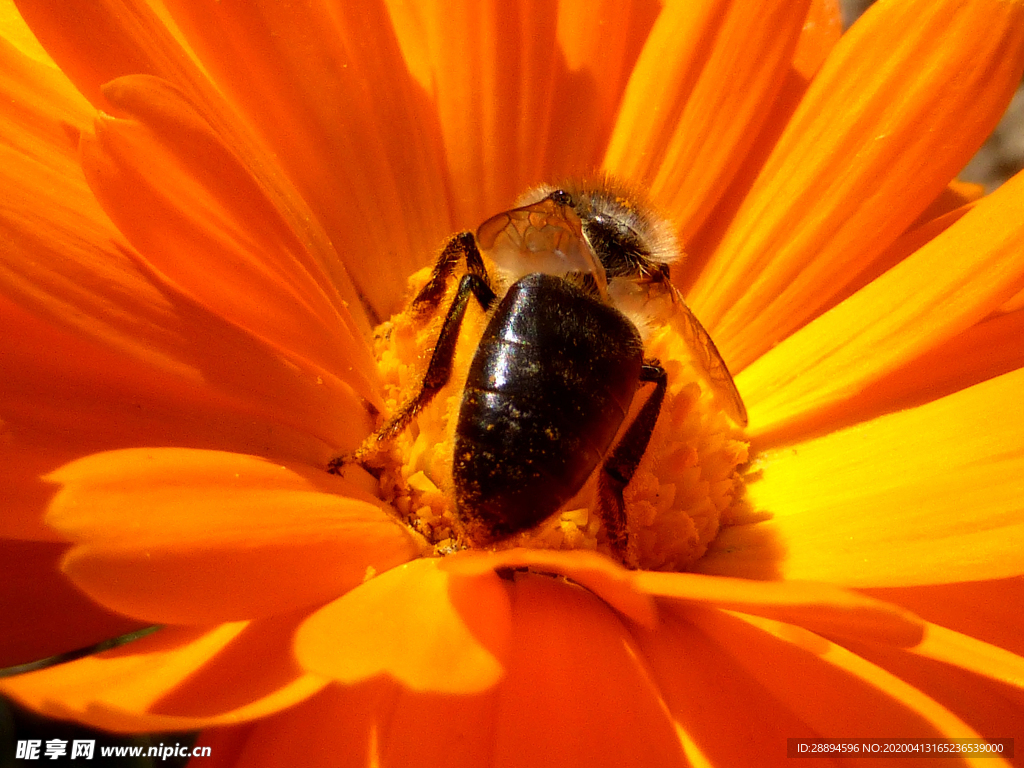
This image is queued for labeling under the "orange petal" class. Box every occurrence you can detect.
[219,683,394,768]
[913,179,985,227]
[606,0,811,241]
[0,615,325,732]
[384,0,658,228]
[999,284,1024,314]
[16,0,375,336]
[704,367,1024,587]
[690,0,1024,370]
[229,680,498,768]
[492,572,687,768]
[0,540,145,669]
[188,726,255,768]
[0,42,372,540]
[694,608,993,742]
[670,2,840,290]
[547,0,661,180]
[635,571,923,647]
[48,449,418,624]
[13,0,202,108]
[810,203,975,329]
[740,168,1024,438]
[81,75,379,403]
[440,548,657,629]
[296,557,511,694]
[861,577,1024,658]
[792,0,842,80]
[635,608,821,767]
[161,0,454,320]
[913,624,1024,696]
[840,629,1024,755]
[1,276,375,544]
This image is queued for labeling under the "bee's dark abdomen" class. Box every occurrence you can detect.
[453,273,643,540]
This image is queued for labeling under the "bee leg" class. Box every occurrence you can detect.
[411,232,491,317]
[329,272,497,474]
[597,360,667,566]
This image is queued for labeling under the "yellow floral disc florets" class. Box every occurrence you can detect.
[363,266,750,571]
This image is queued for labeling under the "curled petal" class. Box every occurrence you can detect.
[296,558,511,694]
[48,449,419,624]
[11,0,373,334]
[441,548,657,629]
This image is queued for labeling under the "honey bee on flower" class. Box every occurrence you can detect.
[335,180,748,568]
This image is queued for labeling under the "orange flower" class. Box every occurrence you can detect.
[2,0,1024,765]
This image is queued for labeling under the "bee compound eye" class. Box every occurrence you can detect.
[549,189,574,207]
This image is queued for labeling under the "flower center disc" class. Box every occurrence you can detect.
[362,266,751,571]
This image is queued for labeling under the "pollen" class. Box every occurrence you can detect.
[359,266,751,571]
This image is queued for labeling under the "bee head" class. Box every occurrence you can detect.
[520,180,681,280]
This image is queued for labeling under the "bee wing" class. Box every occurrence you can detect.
[475,196,606,287]
[665,284,748,426]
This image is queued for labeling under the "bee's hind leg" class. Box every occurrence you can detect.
[328,266,497,475]
[597,360,667,567]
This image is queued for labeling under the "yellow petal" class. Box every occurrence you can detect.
[606,0,811,241]
[0,0,51,64]
[0,617,325,732]
[703,367,1024,587]
[295,558,511,694]
[690,0,1024,370]
[741,168,1024,437]
[759,307,1024,448]
[48,449,418,624]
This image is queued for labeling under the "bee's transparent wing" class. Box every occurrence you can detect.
[475,196,606,288]
[665,284,748,427]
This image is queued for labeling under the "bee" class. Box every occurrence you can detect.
[332,180,746,562]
